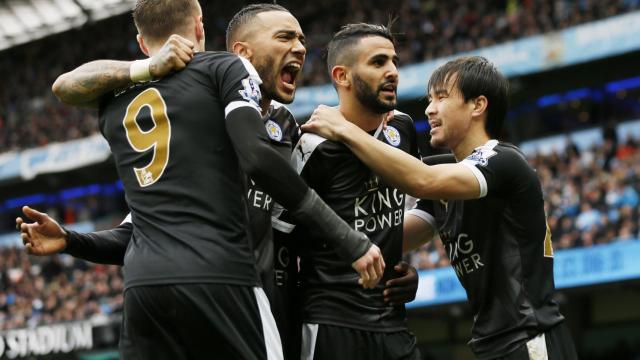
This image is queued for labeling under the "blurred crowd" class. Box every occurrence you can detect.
[1,0,640,333]
[1,134,637,330]
[1,0,640,153]
[408,133,640,270]
[0,247,123,330]
[0,189,127,330]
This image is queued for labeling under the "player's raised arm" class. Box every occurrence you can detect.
[221,56,384,289]
[302,105,481,200]
[52,34,195,108]
[17,206,131,265]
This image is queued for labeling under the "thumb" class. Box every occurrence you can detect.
[394,262,409,273]
[22,206,47,224]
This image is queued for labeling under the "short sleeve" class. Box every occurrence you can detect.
[211,54,263,117]
[406,199,437,229]
[460,141,531,198]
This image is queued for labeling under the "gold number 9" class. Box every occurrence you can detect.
[122,88,171,187]
[544,220,554,258]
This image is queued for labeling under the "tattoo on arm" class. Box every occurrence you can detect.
[52,60,133,108]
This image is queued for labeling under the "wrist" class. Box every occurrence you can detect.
[61,227,74,253]
[130,58,152,83]
[337,121,358,143]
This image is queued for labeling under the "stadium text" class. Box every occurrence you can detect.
[0,322,92,359]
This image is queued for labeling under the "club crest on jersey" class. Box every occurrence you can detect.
[364,175,380,192]
[383,126,401,147]
[466,147,497,167]
[239,77,261,107]
[265,120,283,141]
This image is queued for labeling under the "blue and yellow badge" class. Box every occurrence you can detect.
[383,125,401,147]
[265,120,283,141]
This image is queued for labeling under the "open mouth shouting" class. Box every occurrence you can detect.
[280,61,302,93]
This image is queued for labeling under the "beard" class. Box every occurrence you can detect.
[353,74,396,114]
[252,55,294,105]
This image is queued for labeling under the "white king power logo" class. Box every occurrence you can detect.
[383,125,401,147]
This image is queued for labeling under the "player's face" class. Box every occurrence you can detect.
[249,11,306,104]
[425,76,475,149]
[350,36,399,114]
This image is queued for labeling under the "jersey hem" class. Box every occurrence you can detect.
[303,316,407,333]
[124,276,259,291]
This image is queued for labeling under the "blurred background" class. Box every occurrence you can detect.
[0,0,639,359]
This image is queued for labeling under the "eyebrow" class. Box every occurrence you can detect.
[428,88,449,100]
[369,53,399,63]
[275,30,306,44]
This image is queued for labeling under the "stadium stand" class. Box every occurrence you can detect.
[1,1,639,359]
[1,0,639,154]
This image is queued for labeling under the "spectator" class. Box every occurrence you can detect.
[0,0,638,154]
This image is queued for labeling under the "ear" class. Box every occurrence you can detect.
[137,34,150,57]
[331,65,350,89]
[471,95,488,118]
[195,15,205,42]
[232,41,252,59]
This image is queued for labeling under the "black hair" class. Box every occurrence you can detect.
[226,3,290,50]
[428,56,509,138]
[325,23,395,76]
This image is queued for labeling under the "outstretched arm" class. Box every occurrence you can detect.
[52,35,195,108]
[17,206,130,265]
[302,106,480,200]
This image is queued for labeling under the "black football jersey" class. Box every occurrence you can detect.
[408,140,564,359]
[275,111,420,332]
[98,51,265,289]
[247,101,300,290]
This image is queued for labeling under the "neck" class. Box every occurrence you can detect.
[338,93,386,132]
[147,34,201,56]
[260,98,272,116]
[452,127,491,161]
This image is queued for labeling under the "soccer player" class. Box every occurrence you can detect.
[274,23,421,359]
[303,56,578,359]
[38,1,387,359]
[21,6,420,358]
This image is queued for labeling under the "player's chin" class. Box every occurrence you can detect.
[380,98,397,111]
[275,86,296,104]
[379,94,397,106]
[429,136,446,149]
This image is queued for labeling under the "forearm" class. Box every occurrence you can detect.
[226,108,371,261]
[64,223,131,265]
[338,122,478,199]
[403,215,436,253]
[52,60,133,108]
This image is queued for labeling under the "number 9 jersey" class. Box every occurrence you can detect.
[98,52,264,290]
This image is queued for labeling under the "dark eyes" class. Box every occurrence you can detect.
[277,34,306,45]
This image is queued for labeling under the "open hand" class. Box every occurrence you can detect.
[383,262,418,305]
[16,206,67,256]
[302,105,353,141]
